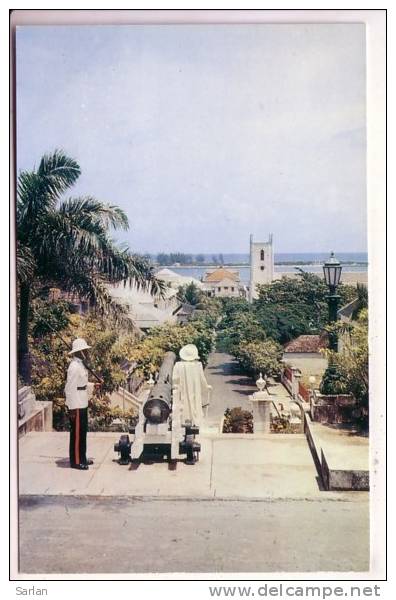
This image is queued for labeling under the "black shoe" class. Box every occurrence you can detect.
[84,459,94,465]
[71,463,89,470]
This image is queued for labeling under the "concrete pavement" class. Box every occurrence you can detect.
[18,495,369,574]
[205,352,257,423]
[306,419,369,491]
[19,431,350,499]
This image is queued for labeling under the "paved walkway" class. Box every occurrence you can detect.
[20,431,342,499]
[204,352,256,423]
[309,421,369,471]
[204,352,294,427]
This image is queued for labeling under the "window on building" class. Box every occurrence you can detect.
[260,266,265,271]
[231,287,235,292]
[260,249,265,261]
[224,287,228,290]
[218,287,221,292]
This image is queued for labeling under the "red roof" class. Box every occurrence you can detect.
[203,268,239,283]
[284,334,328,353]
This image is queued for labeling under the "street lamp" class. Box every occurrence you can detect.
[322,251,343,351]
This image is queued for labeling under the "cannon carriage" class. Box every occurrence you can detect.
[114,351,201,465]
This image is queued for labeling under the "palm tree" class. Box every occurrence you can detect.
[17,150,163,383]
[177,282,203,306]
[351,283,368,320]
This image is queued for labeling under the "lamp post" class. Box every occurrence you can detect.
[322,251,343,351]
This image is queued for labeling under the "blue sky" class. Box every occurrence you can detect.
[16,24,366,254]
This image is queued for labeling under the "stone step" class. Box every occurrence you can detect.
[305,415,369,491]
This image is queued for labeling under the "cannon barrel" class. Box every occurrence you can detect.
[143,351,176,424]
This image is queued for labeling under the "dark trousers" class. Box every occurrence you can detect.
[69,408,88,466]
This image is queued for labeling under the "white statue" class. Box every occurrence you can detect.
[172,344,212,425]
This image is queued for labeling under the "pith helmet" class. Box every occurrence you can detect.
[179,344,199,361]
[69,338,92,355]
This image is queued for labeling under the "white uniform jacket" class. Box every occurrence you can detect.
[65,357,89,409]
[172,360,211,426]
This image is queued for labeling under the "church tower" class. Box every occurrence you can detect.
[249,233,274,302]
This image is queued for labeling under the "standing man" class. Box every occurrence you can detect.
[65,338,95,470]
[172,344,212,426]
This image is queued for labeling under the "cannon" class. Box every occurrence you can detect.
[114,351,201,465]
[143,351,175,425]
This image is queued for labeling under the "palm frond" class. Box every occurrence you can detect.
[16,150,162,326]
[17,171,50,229]
[17,151,81,235]
[122,253,166,297]
[59,197,129,231]
[63,271,135,331]
[37,211,107,260]
[37,150,81,197]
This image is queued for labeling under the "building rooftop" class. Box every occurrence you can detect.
[284,334,328,354]
[156,268,179,279]
[203,268,240,283]
[156,268,203,289]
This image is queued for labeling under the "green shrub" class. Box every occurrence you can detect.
[235,339,283,379]
[271,414,294,433]
[223,407,253,433]
[319,363,349,395]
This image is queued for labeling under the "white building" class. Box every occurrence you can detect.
[202,267,242,298]
[155,268,203,290]
[249,233,274,302]
[107,282,181,331]
[282,334,328,382]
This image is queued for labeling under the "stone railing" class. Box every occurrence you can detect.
[310,390,357,424]
[110,386,144,412]
[281,369,293,395]
[281,366,310,407]
[18,386,53,437]
[298,381,310,402]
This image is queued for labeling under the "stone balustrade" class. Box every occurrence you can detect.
[310,389,358,424]
[18,386,53,437]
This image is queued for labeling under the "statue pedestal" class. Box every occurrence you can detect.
[249,391,272,434]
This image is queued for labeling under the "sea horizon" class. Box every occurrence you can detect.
[148,251,368,265]
[154,252,368,284]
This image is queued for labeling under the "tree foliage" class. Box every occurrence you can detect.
[125,316,216,376]
[157,252,194,265]
[177,282,204,306]
[235,339,283,379]
[217,272,363,386]
[31,298,73,338]
[254,271,357,343]
[218,310,266,355]
[30,298,218,429]
[320,309,369,428]
[17,150,163,382]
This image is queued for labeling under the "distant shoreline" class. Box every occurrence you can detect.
[157,262,368,269]
[155,263,368,286]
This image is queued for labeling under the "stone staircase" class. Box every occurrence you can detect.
[109,386,149,412]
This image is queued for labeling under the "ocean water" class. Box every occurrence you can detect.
[195,252,368,265]
[156,252,368,285]
[151,252,367,265]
